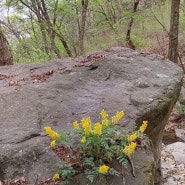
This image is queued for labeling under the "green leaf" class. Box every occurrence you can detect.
[83,157,95,167]
[109,168,120,176]
[117,156,128,167]
[84,170,97,183]
[57,162,75,181]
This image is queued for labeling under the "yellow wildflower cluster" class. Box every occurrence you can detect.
[81,136,86,143]
[81,117,92,135]
[127,133,138,142]
[93,122,102,135]
[100,109,109,126]
[53,173,60,180]
[123,142,137,157]
[112,111,124,124]
[73,121,79,129]
[44,127,61,140]
[44,109,149,183]
[98,164,110,174]
[50,140,56,147]
[139,121,148,133]
[100,109,108,118]
[44,127,61,147]
[102,117,109,126]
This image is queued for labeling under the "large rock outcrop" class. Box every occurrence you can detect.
[0,47,183,184]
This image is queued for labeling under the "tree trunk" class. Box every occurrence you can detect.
[126,0,140,50]
[40,0,62,58]
[0,24,13,66]
[53,30,72,57]
[78,0,89,55]
[20,0,66,58]
[168,0,180,63]
[29,0,50,54]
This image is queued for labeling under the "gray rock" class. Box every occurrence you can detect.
[165,142,185,164]
[0,47,183,185]
[161,142,185,184]
[166,177,177,185]
[175,128,185,141]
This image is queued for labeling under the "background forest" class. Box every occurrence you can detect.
[0,0,184,65]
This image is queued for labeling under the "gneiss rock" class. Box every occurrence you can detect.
[0,47,183,184]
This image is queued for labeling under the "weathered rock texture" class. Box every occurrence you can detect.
[0,47,183,184]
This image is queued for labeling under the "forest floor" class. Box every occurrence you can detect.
[161,106,185,185]
[1,34,185,185]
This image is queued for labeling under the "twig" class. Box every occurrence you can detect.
[127,156,135,177]
[150,8,169,35]
[155,32,166,57]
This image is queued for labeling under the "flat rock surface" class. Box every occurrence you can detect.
[0,47,183,184]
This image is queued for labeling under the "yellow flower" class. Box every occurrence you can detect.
[81,117,91,125]
[50,140,56,147]
[102,118,109,126]
[44,126,61,140]
[53,173,60,180]
[73,121,79,129]
[44,126,52,134]
[123,142,137,156]
[127,133,138,142]
[139,121,148,133]
[93,122,102,135]
[81,117,91,135]
[81,136,86,143]
[112,111,124,124]
[100,109,108,118]
[98,164,110,174]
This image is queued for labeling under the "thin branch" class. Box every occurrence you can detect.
[19,0,37,15]
[155,32,166,57]
[150,7,169,35]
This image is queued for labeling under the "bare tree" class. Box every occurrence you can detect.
[168,0,180,63]
[19,0,72,57]
[0,24,13,65]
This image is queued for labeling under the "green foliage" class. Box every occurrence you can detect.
[131,35,151,49]
[108,168,120,176]
[117,155,128,168]
[1,0,174,63]
[83,157,95,167]
[84,170,97,183]
[179,103,185,115]
[44,110,148,184]
[13,47,54,64]
[179,7,185,36]
[57,161,75,182]
[57,130,72,148]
